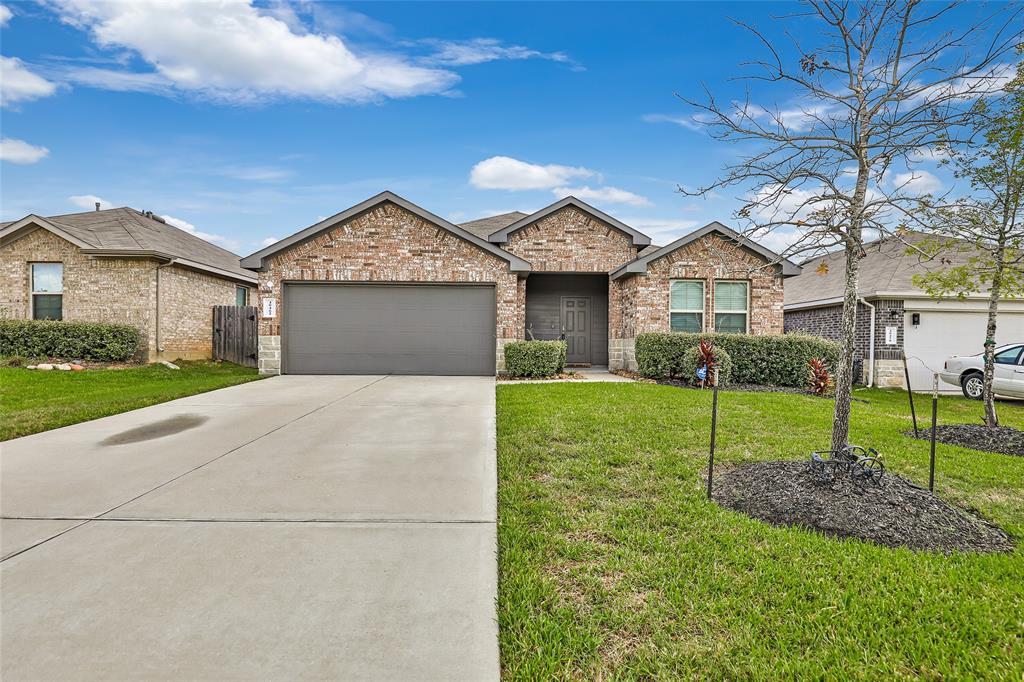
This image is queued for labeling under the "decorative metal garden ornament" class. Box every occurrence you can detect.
[809,444,886,487]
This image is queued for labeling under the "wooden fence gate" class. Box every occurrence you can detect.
[212,305,258,367]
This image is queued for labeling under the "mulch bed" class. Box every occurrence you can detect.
[908,424,1024,457]
[712,460,1014,554]
[658,378,819,396]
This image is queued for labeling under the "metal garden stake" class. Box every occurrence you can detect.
[707,367,719,501]
[902,351,918,437]
[929,373,938,492]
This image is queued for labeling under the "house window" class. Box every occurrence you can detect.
[31,263,63,320]
[714,281,748,333]
[670,280,704,332]
[235,286,249,306]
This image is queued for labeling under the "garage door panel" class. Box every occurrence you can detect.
[904,310,1024,392]
[284,284,496,375]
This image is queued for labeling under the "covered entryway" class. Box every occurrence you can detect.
[525,274,609,366]
[283,283,496,375]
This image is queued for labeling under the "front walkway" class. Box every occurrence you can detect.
[1,375,498,681]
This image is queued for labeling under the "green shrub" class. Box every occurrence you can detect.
[678,344,733,386]
[635,332,841,386]
[0,320,142,361]
[504,340,567,377]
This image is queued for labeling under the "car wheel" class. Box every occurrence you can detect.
[961,373,984,400]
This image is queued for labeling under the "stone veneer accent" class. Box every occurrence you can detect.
[502,206,638,272]
[255,202,524,374]
[0,227,244,361]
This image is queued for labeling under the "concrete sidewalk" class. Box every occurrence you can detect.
[1,375,499,681]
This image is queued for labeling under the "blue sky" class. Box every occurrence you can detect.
[0,1,1003,255]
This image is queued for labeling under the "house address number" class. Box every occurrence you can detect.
[262,297,277,319]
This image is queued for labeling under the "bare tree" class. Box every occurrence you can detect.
[679,0,1021,450]
[914,53,1024,427]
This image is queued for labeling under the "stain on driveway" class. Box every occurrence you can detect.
[100,414,209,446]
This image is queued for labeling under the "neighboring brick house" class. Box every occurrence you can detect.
[784,233,1024,391]
[241,191,801,375]
[0,208,257,361]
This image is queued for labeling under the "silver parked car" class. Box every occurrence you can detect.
[941,343,1024,399]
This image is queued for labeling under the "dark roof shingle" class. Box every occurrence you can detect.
[2,208,253,281]
[459,211,528,239]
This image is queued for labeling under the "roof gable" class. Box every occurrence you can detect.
[240,191,530,272]
[610,221,801,280]
[486,196,651,247]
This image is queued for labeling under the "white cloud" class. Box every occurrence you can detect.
[0,5,12,26]
[424,38,574,67]
[69,194,113,210]
[470,156,594,190]
[260,236,279,247]
[161,214,238,249]
[553,185,650,206]
[1,56,59,107]
[47,0,459,103]
[642,113,706,132]
[908,147,949,163]
[217,165,291,182]
[0,138,50,164]
[890,170,942,195]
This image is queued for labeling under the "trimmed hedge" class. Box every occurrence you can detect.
[504,340,567,377]
[679,345,732,386]
[636,332,842,386]
[0,319,142,361]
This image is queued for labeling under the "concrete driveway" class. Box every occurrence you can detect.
[1,375,498,681]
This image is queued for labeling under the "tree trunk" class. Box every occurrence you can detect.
[982,238,1006,428]
[831,237,861,451]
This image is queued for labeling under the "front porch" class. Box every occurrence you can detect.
[524,273,609,366]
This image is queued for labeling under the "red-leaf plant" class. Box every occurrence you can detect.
[807,357,833,396]
[698,339,716,387]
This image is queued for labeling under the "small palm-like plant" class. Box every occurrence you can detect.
[698,339,716,387]
[807,357,833,396]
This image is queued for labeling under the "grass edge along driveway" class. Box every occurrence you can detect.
[0,361,263,441]
[496,382,1024,680]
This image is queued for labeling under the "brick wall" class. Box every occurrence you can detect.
[613,233,785,339]
[0,228,156,355]
[255,202,523,374]
[0,227,244,361]
[608,234,786,370]
[783,298,906,385]
[502,206,638,272]
[158,264,242,360]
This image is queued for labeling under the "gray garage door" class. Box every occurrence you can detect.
[283,283,496,375]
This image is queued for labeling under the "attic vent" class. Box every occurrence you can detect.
[142,210,167,224]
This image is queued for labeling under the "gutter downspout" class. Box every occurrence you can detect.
[155,258,176,357]
[859,297,875,388]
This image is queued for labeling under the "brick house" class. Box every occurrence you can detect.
[0,208,257,361]
[783,233,1024,391]
[241,191,800,375]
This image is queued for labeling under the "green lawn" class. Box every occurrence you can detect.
[496,383,1024,680]
[0,361,264,441]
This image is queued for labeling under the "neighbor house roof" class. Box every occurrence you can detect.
[0,208,256,283]
[783,232,979,309]
[486,196,652,247]
[240,191,531,273]
[610,221,802,280]
[459,211,528,239]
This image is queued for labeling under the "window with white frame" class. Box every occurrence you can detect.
[714,280,748,333]
[31,263,63,320]
[670,280,704,332]
[235,286,249,307]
